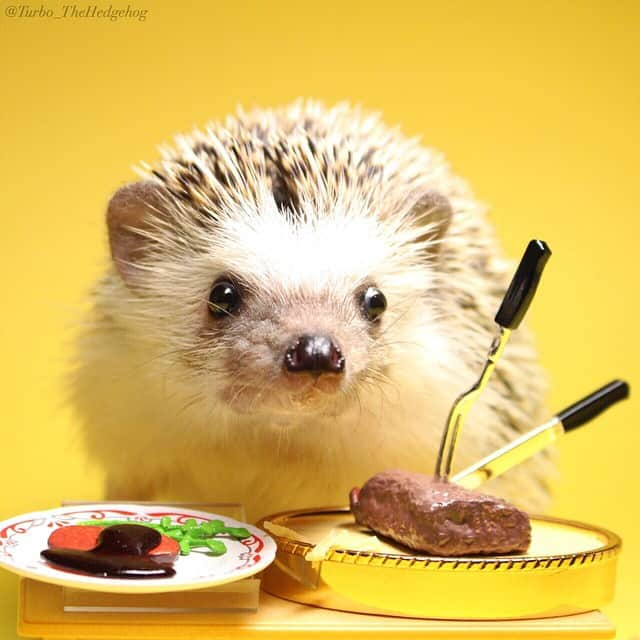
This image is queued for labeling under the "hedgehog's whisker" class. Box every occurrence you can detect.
[344,383,364,423]
[174,390,206,418]
[360,372,394,406]
[226,381,253,409]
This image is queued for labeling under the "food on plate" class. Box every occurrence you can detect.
[41,524,177,578]
[350,469,531,556]
[47,525,180,557]
[76,517,251,556]
[40,516,253,578]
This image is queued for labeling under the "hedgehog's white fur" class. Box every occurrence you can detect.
[71,101,554,522]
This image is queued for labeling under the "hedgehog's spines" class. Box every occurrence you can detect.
[93,102,551,514]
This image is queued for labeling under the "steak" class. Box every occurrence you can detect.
[349,469,531,556]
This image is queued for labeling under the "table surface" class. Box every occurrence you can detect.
[18,577,614,640]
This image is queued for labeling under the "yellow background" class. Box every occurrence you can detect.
[1,1,638,637]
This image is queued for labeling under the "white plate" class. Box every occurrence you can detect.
[0,504,276,593]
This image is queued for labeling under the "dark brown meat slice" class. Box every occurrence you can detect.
[349,469,531,556]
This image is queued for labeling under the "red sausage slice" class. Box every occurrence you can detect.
[47,525,180,559]
[48,526,101,551]
[146,532,180,558]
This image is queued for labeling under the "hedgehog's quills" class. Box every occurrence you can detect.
[71,100,555,522]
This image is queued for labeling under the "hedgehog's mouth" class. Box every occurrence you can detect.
[220,378,349,416]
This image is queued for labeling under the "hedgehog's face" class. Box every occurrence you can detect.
[106,178,452,422]
[202,277,385,417]
[194,202,397,418]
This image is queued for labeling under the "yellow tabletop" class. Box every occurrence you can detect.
[18,577,614,640]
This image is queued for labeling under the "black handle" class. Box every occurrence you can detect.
[494,240,552,329]
[558,380,630,432]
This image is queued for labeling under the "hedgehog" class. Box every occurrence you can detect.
[71,100,554,523]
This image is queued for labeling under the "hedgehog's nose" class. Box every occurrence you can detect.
[284,335,345,376]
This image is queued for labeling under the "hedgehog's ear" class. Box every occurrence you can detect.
[410,190,453,255]
[106,180,166,286]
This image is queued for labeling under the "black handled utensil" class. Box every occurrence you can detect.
[453,380,630,489]
[494,240,552,329]
[434,239,552,481]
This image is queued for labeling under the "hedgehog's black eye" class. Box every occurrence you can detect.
[208,280,239,317]
[360,286,387,322]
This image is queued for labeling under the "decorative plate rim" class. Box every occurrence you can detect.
[258,507,622,571]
